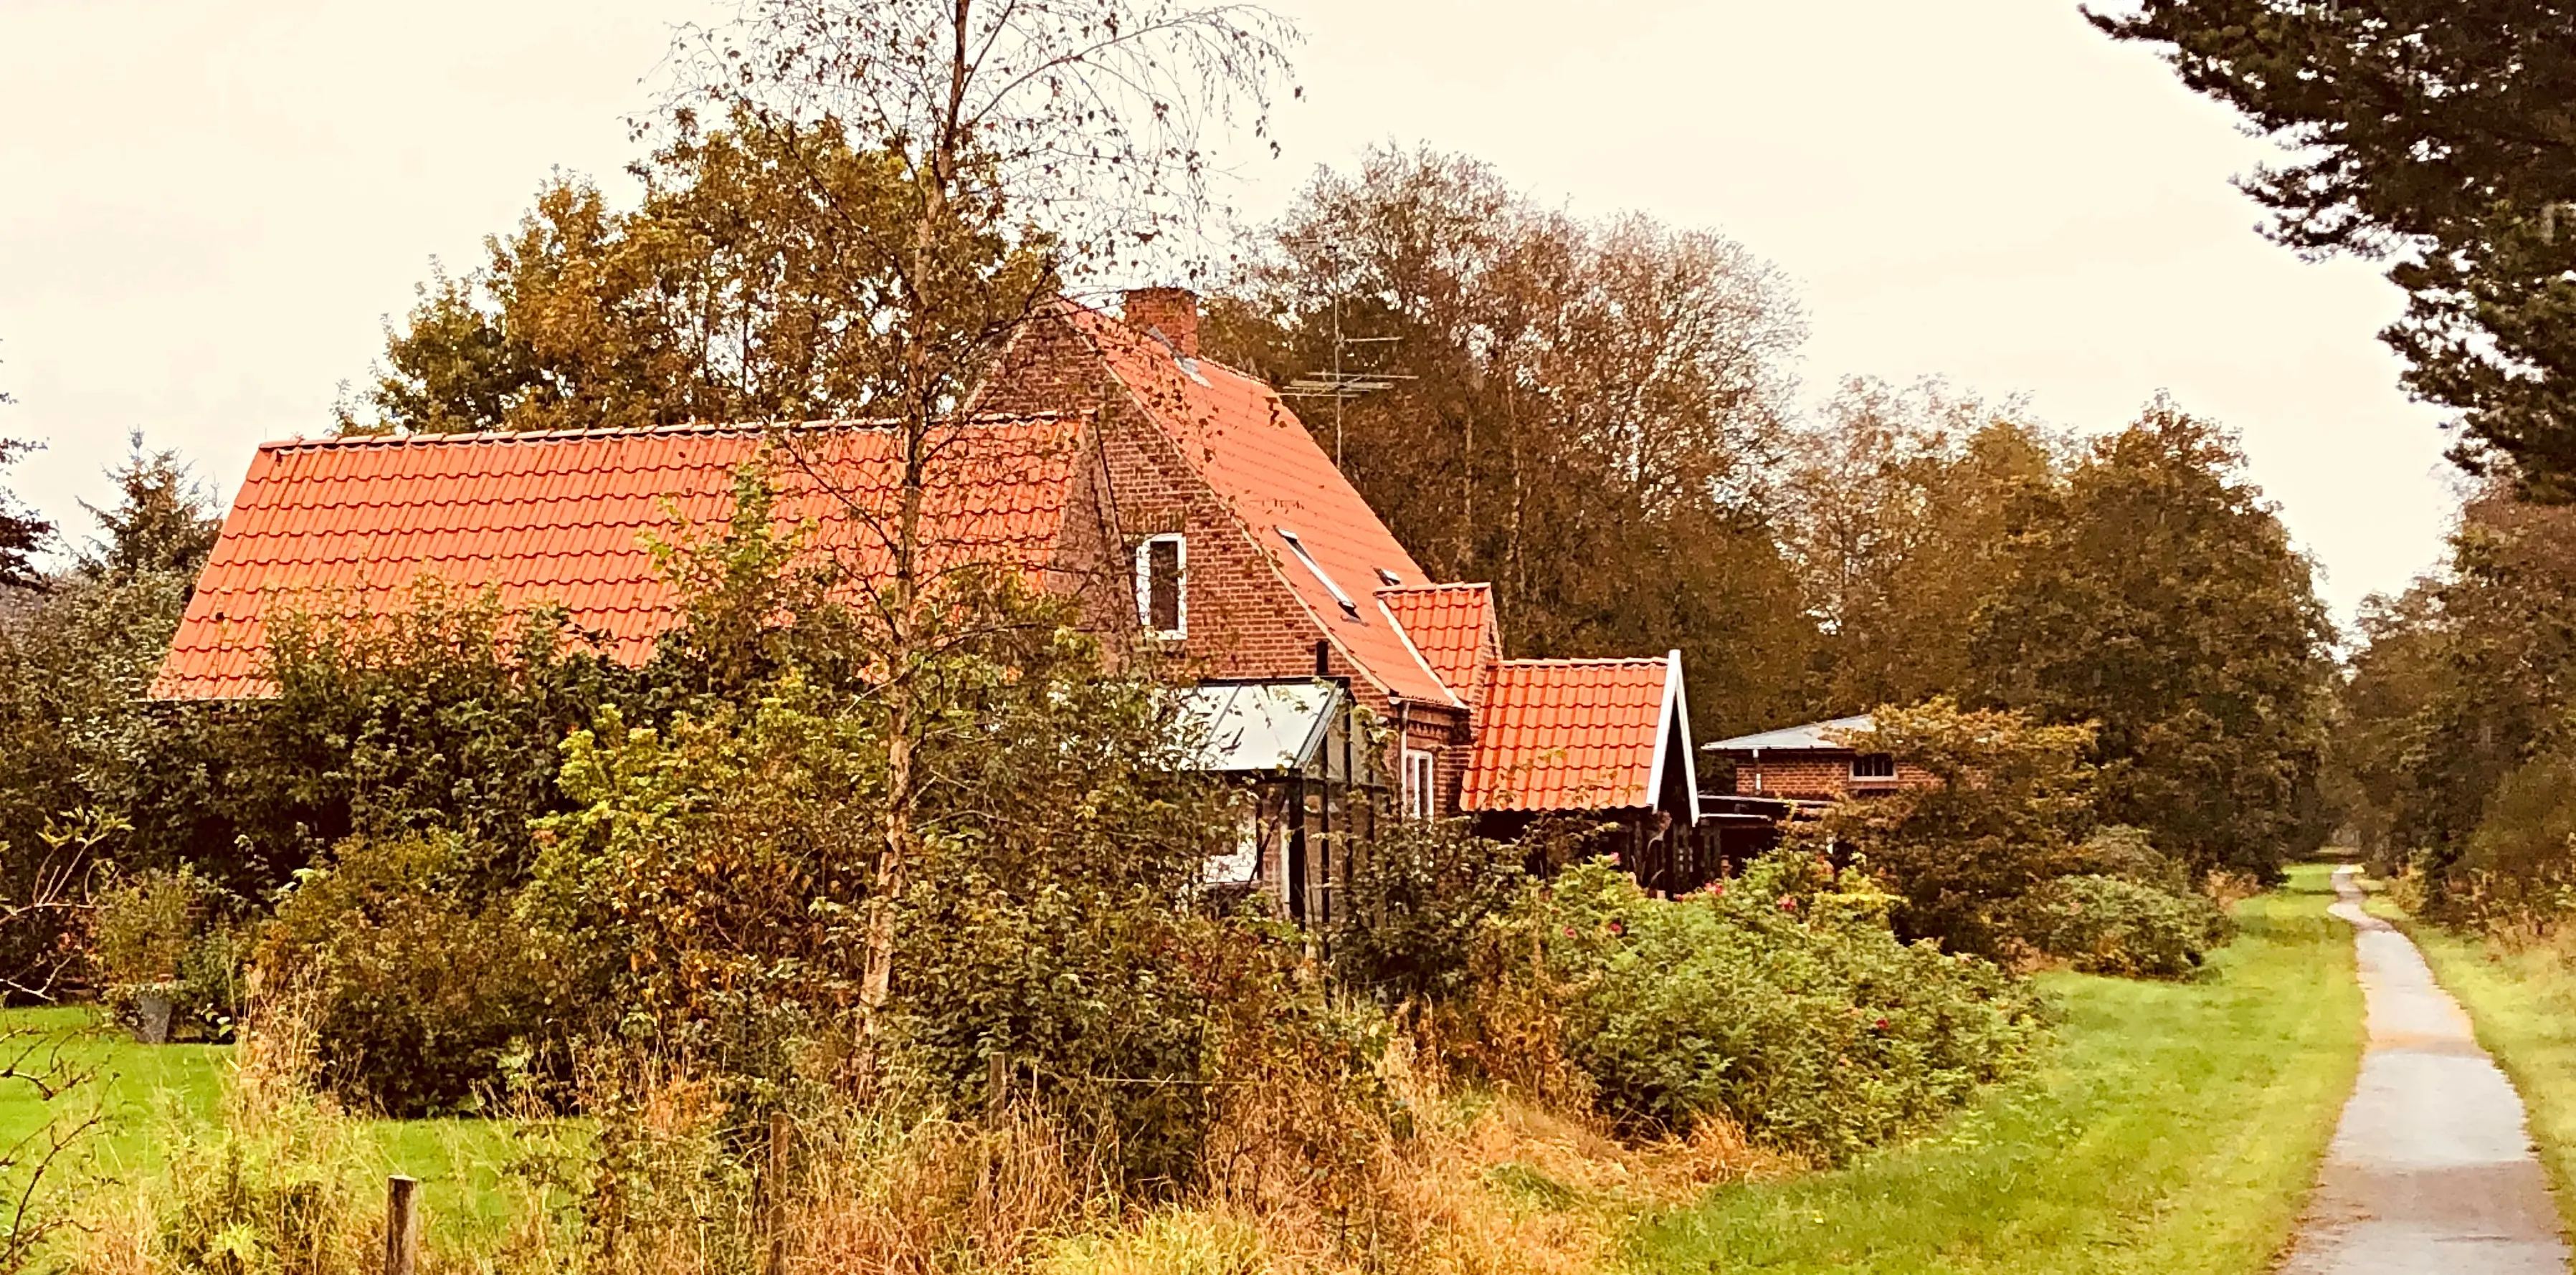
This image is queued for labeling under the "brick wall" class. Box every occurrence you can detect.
[986,306,1475,811]
[1720,752,1937,803]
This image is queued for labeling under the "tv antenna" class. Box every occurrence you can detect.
[1280,290,1411,468]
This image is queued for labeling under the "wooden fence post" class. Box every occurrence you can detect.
[766,1112,792,1275]
[384,1175,419,1275]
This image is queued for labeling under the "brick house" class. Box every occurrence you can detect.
[1701,714,1938,803]
[153,290,1706,915]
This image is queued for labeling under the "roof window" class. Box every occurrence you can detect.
[1375,567,1402,586]
[1276,527,1361,620]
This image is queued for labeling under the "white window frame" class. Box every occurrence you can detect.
[1402,748,1437,819]
[1850,753,1898,781]
[1135,533,1187,639]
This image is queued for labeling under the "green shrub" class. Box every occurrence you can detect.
[90,864,247,1040]
[2007,874,2233,978]
[1804,699,2099,958]
[257,834,605,1116]
[2074,824,2193,894]
[1506,853,2048,1163]
[1331,818,1526,1004]
[895,887,1387,1195]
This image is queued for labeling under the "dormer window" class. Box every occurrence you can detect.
[1275,527,1360,620]
[1136,534,1186,638]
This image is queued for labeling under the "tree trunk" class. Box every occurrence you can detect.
[855,0,976,1096]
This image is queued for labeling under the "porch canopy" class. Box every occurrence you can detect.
[1172,678,1360,782]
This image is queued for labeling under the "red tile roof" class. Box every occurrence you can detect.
[153,419,1079,700]
[1065,304,1458,708]
[1377,583,1499,707]
[1461,654,1688,813]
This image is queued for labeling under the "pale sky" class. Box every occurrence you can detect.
[0,0,2455,624]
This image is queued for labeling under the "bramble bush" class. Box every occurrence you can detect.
[258,833,604,1115]
[1329,816,1527,1005]
[1502,852,2048,1163]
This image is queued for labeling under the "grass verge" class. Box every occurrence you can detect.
[2365,889,2576,1236]
[0,1007,531,1251]
[1627,864,2362,1275]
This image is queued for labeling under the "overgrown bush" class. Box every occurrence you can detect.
[1331,817,1526,1004]
[258,834,604,1116]
[90,864,246,1041]
[1501,854,2048,1163]
[2072,824,2193,894]
[2005,874,2233,978]
[1808,698,2099,958]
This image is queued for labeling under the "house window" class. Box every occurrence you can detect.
[1850,753,1898,781]
[1402,748,1438,819]
[1276,527,1360,619]
[1136,534,1186,638]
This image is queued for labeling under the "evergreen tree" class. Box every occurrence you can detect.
[0,348,47,590]
[2097,1,2576,497]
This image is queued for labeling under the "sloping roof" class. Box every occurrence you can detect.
[1377,583,1498,707]
[152,419,1079,700]
[1461,651,1692,813]
[1065,303,1458,708]
[1703,714,1874,753]
[1174,679,1344,773]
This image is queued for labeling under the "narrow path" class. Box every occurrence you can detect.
[2281,866,2570,1274]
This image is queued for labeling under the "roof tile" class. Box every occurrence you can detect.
[1460,656,1678,813]
[1065,304,1457,707]
[153,419,1079,700]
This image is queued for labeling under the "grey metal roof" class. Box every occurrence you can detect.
[1702,713,1875,753]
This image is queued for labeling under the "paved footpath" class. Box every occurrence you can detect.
[2281,866,2570,1274]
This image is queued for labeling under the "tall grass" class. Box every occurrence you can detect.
[54,980,1787,1275]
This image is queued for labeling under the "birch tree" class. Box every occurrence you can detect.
[667,0,1295,1084]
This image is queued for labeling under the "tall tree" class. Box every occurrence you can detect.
[1207,146,1821,733]
[2095,1,2576,497]
[1969,396,2335,879]
[1778,377,2059,714]
[671,0,1293,1084]
[0,439,221,983]
[0,348,46,591]
[2324,576,2456,861]
[2330,490,2576,875]
[355,122,983,433]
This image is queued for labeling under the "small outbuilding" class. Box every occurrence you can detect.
[1701,714,1935,803]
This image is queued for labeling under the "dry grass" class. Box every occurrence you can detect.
[57,985,1787,1275]
[1062,1023,1790,1275]
[59,976,391,1275]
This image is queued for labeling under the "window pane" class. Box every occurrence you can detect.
[1146,538,1182,631]
[1852,753,1896,779]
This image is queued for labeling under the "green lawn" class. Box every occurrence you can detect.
[0,1007,536,1250]
[2365,891,2576,1236]
[1629,864,2364,1275]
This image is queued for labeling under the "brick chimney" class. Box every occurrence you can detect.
[1122,287,1199,358]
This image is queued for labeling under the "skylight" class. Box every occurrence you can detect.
[1375,567,1402,586]
[1276,527,1361,619]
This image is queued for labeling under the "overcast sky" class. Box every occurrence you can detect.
[0,0,2456,624]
